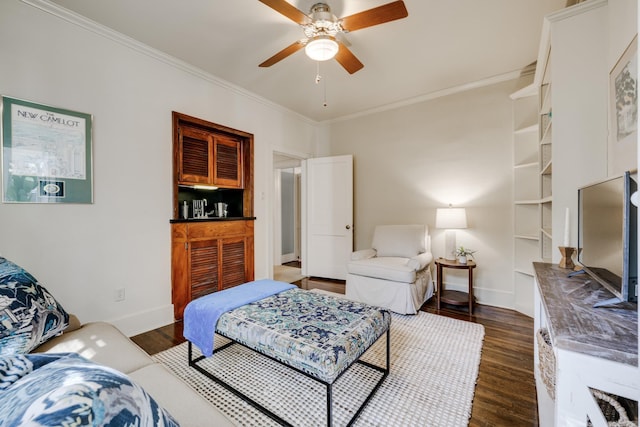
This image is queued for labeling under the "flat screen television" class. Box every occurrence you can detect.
[577,171,638,306]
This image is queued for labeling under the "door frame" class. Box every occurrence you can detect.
[270,149,308,278]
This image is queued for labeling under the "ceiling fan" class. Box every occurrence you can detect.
[258,0,409,74]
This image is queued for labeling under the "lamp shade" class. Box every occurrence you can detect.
[305,36,339,61]
[435,207,467,229]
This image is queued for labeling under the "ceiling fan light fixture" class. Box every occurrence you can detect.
[305,36,339,61]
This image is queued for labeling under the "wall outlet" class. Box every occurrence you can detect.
[114,288,125,302]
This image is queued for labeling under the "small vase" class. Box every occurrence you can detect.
[458,255,467,264]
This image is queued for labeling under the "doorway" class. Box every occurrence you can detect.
[273,152,305,283]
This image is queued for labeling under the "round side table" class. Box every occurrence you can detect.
[435,257,477,313]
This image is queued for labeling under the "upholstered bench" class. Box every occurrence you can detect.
[185,286,391,427]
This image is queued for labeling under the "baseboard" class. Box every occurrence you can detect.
[442,281,516,311]
[281,253,297,263]
[110,304,175,337]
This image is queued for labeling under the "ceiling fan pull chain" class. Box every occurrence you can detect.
[314,61,328,107]
[323,67,328,108]
[315,61,322,84]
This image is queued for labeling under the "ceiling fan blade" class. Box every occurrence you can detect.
[258,0,311,25]
[259,41,305,67]
[340,1,408,32]
[335,43,364,74]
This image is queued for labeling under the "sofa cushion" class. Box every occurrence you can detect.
[347,257,417,283]
[372,225,427,258]
[33,321,154,374]
[0,257,69,356]
[0,352,178,426]
[129,364,236,427]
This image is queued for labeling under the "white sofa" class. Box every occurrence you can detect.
[346,224,434,314]
[33,318,234,427]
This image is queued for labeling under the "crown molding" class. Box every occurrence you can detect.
[327,69,522,123]
[532,0,607,87]
[19,0,319,125]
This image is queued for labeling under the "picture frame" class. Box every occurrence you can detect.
[609,35,638,176]
[1,96,93,203]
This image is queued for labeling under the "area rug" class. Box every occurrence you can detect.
[153,312,485,427]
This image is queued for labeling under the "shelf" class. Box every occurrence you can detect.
[541,160,552,175]
[510,83,537,100]
[514,197,552,205]
[515,123,538,134]
[541,228,552,239]
[514,161,538,169]
[514,269,535,277]
[515,234,540,241]
[515,199,541,205]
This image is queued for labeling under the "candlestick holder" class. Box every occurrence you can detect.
[558,246,576,269]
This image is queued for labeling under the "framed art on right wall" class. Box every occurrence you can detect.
[609,35,638,176]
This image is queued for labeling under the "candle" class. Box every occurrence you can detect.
[563,207,570,247]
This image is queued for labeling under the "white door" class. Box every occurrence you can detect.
[302,155,353,279]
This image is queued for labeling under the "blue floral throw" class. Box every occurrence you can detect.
[0,257,69,355]
[0,352,179,427]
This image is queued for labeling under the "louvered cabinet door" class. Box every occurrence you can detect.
[220,237,249,290]
[213,136,243,188]
[189,239,220,299]
[178,126,213,185]
[171,221,254,320]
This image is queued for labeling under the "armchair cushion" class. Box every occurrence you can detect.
[347,257,418,283]
[407,252,434,271]
[372,225,427,258]
[350,248,377,261]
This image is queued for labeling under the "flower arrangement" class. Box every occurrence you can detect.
[455,246,476,257]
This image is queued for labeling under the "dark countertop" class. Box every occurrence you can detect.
[534,262,638,366]
[170,217,256,223]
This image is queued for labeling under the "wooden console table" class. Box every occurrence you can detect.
[435,258,476,313]
[533,262,638,426]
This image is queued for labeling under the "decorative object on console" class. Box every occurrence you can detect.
[559,206,574,269]
[558,246,576,269]
[0,257,69,356]
[435,205,468,260]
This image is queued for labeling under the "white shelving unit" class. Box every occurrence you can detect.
[511,83,541,316]
[538,54,553,263]
[530,1,622,425]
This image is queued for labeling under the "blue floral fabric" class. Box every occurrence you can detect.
[0,257,69,355]
[216,288,391,384]
[0,352,179,427]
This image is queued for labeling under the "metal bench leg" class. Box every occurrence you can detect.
[327,383,333,427]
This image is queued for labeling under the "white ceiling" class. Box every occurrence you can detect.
[49,0,567,122]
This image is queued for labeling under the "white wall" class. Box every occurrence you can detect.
[0,0,324,335]
[550,1,609,259]
[550,0,638,259]
[328,79,518,308]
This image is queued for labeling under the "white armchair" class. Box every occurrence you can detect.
[346,225,434,315]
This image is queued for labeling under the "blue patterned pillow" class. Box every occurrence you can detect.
[0,352,179,426]
[0,257,69,355]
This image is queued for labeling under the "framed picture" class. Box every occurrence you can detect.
[1,96,93,203]
[609,36,638,176]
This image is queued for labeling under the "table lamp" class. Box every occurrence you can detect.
[435,205,468,260]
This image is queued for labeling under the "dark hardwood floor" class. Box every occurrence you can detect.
[132,277,537,426]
